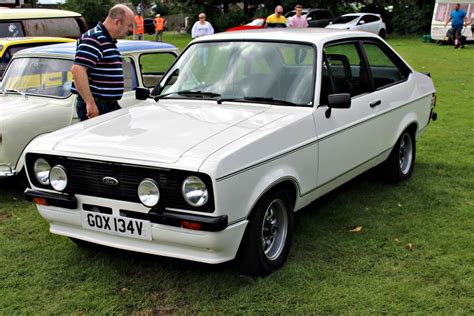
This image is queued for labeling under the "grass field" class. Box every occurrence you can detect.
[0,35,473,314]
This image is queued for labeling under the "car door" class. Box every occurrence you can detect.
[358,15,379,34]
[358,39,412,152]
[314,40,382,186]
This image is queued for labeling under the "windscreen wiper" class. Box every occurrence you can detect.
[4,89,26,96]
[217,96,301,107]
[154,90,221,101]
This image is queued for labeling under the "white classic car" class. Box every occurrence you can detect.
[326,13,387,38]
[23,29,437,276]
[0,40,178,177]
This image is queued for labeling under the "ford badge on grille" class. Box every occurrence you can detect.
[102,177,119,186]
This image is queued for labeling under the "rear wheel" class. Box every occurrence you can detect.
[238,189,294,276]
[385,131,416,182]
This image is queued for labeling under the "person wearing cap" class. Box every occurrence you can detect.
[133,9,145,40]
[154,13,167,42]
[266,5,287,28]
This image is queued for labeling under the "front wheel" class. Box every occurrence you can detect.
[238,189,294,276]
[385,131,416,182]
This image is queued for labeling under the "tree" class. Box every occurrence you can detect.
[61,0,115,27]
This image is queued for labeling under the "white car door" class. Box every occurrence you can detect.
[314,40,384,186]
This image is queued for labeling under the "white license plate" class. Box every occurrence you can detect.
[80,211,152,240]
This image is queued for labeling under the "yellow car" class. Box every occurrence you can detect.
[0,37,76,77]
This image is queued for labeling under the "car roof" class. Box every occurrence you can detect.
[0,8,81,20]
[14,40,177,57]
[0,37,75,45]
[341,13,380,17]
[191,28,377,46]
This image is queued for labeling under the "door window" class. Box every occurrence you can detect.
[140,52,177,88]
[321,42,371,104]
[363,42,410,90]
[362,15,379,24]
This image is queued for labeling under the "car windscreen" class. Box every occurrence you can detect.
[1,57,74,98]
[156,41,316,107]
[332,16,359,24]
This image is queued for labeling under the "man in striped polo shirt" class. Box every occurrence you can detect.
[71,4,134,121]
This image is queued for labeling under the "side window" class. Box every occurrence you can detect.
[0,22,24,37]
[363,42,409,90]
[363,15,379,23]
[123,57,137,92]
[435,4,448,21]
[139,53,177,88]
[321,42,371,104]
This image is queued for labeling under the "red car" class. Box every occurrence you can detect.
[225,18,266,32]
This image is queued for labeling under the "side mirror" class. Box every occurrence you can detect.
[358,20,365,25]
[328,93,351,109]
[307,17,312,21]
[135,87,150,100]
[325,93,351,118]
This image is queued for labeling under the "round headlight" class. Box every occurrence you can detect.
[138,179,160,207]
[182,176,208,207]
[34,158,51,185]
[50,165,68,191]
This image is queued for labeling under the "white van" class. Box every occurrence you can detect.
[431,0,473,40]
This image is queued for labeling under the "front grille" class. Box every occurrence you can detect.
[26,154,215,213]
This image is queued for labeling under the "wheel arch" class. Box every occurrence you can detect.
[392,113,419,148]
[246,177,299,220]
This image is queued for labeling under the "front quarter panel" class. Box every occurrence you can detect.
[201,110,318,223]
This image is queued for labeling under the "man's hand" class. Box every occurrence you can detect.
[86,102,99,119]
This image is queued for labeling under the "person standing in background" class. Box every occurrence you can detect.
[288,5,309,64]
[266,5,287,28]
[133,9,145,40]
[191,13,214,38]
[71,4,134,121]
[444,3,468,48]
[288,5,308,28]
[154,14,166,42]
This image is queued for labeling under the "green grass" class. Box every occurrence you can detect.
[1,35,473,314]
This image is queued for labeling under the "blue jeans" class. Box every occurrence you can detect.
[76,95,121,121]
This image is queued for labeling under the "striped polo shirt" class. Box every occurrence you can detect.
[71,22,124,100]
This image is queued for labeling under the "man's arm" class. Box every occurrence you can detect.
[445,16,452,27]
[71,64,99,119]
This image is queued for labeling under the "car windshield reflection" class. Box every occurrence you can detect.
[157,41,315,106]
[1,57,74,98]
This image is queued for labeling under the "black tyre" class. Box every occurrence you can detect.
[385,131,416,182]
[238,189,294,276]
[379,29,386,39]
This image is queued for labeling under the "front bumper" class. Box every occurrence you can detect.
[0,164,16,177]
[25,189,247,264]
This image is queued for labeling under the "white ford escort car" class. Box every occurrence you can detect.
[23,29,437,276]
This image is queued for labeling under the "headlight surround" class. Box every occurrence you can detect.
[50,165,68,191]
[138,178,160,207]
[33,158,51,185]
[182,176,208,207]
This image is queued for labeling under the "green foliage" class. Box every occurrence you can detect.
[61,0,115,28]
[153,1,171,16]
[213,8,248,32]
[392,1,435,35]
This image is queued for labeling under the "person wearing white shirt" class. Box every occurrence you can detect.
[191,13,214,38]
